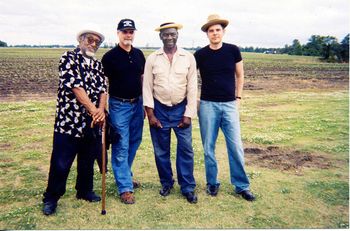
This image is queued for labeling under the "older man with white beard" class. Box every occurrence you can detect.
[42,28,107,215]
[102,19,145,204]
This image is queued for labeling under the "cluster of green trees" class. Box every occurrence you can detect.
[241,34,349,62]
[0,40,7,47]
[284,34,349,62]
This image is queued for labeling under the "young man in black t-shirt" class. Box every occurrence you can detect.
[194,14,255,201]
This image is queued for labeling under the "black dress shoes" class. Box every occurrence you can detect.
[206,184,220,196]
[159,186,173,197]
[133,180,141,189]
[42,201,57,216]
[183,191,198,204]
[238,190,256,201]
[76,191,101,202]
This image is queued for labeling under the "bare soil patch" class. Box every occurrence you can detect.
[0,143,12,151]
[244,145,333,171]
[1,53,348,101]
[244,76,348,91]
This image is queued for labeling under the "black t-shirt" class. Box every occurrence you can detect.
[194,43,242,102]
[102,45,145,99]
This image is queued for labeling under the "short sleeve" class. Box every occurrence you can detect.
[58,52,84,89]
[233,45,243,63]
[100,64,107,93]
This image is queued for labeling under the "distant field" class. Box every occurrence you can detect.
[0,47,348,98]
[0,48,348,229]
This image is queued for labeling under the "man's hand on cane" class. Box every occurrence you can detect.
[91,108,105,127]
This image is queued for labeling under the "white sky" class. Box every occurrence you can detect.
[0,0,349,48]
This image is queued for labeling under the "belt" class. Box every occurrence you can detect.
[112,96,139,103]
[154,98,186,108]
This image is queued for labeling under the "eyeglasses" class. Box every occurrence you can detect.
[86,36,102,46]
[121,30,135,35]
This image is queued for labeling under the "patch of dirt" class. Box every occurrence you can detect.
[244,77,348,92]
[0,143,12,150]
[244,146,332,172]
[0,157,14,162]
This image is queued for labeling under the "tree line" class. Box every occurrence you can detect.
[1,33,349,62]
[0,40,7,47]
[240,34,349,63]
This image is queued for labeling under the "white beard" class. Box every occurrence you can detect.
[85,51,95,57]
[122,40,133,46]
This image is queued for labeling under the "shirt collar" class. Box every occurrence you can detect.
[117,44,134,53]
[156,47,186,56]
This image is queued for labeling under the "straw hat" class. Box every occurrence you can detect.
[76,29,105,43]
[201,14,229,32]
[155,22,183,31]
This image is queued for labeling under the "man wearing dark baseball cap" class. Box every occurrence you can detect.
[102,19,145,204]
[117,19,137,31]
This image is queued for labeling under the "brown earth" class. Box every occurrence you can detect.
[244,145,334,173]
[0,55,348,100]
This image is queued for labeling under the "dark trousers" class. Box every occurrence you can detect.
[150,99,196,194]
[43,132,100,203]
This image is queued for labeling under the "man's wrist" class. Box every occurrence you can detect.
[236,96,242,100]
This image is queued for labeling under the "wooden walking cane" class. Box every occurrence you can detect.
[101,120,107,215]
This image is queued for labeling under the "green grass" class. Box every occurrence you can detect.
[0,89,348,229]
[241,91,349,157]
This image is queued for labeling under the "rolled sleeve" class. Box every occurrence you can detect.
[184,54,198,118]
[142,54,155,109]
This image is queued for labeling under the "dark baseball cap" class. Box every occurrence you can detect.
[117,19,137,31]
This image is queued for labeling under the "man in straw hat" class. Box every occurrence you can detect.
[42,28,107,215]
[102,18,145,204]
[143,22,198,203]
[194,14,256,201]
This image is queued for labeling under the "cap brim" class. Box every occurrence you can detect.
[155,24,183,31]
[77,30,105,43]
[118,27,137,31]
[201,19,229,32]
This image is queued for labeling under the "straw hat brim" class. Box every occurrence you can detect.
[155,23,183,31]
[76,30,105,43]
[201,19,229,32]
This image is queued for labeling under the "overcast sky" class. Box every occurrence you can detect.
[0,0,349,48]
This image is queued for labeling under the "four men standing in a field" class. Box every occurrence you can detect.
[43,14,254,215]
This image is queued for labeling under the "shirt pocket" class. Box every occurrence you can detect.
[174,66,189,87]
[152,67,167,86]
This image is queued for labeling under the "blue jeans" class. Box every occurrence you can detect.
[150,99,196,194]
[198,100,250,193]
[109,96,144,194]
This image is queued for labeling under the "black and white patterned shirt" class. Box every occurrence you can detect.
[54,48,107,138]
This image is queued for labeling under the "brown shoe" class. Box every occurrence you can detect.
[120,192,135,204]
[133,180,141,189]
